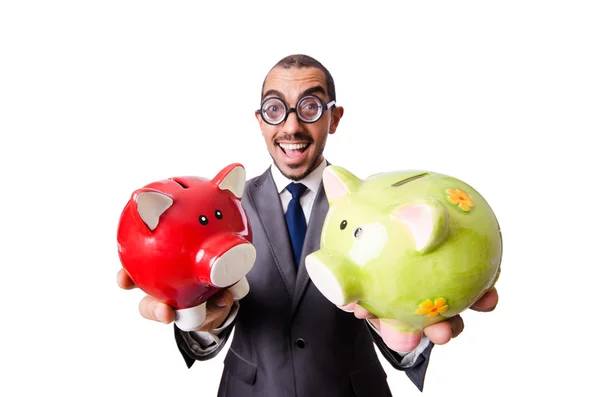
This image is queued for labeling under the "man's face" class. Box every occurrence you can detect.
[256,66,344,181]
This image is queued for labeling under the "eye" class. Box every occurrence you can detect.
[215,210,223,220]
[354,227,363,239]
[340,220,347,230]
[199,215,209,226]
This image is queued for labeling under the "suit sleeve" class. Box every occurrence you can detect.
[174,302,239,367]
[365,321,434,392]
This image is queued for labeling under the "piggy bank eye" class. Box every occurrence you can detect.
[215,210,223,219]
[354,227,363,239]
[340,220,347,230]
[199,215,209,225]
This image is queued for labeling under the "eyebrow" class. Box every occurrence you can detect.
[262,86,327,102]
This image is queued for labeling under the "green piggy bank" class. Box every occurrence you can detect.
[305,166,502,352]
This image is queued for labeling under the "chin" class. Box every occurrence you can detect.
[282,167,307,181]
[271,148,321,181]
[276,162,309,181]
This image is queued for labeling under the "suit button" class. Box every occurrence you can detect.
[295,338,306,349]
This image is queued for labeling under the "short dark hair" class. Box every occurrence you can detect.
[261,54,336,102]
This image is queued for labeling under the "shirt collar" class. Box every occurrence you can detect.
[270,158,328,195]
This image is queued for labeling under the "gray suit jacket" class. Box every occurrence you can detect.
[175,167,433,396]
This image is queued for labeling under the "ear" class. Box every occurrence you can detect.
[322,165,362,203]
[328,106,344,135]
[134,189,174,231]
[211,163,246,199]
[391,199,450,253]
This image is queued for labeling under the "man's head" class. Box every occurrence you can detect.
[256,54,344,181]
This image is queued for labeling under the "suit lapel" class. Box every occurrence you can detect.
[246,169,297,299]
[291,180,329,316]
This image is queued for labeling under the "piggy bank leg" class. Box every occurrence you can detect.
[379,319,422,353]
[227,276,250,300]
[174,303,207,332]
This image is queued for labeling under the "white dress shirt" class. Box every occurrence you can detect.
[188,158,429,367]
[270,157,328,225]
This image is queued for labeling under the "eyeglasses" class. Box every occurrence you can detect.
[257,95,336,126]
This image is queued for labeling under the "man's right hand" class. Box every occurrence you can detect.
[116,268,234,332]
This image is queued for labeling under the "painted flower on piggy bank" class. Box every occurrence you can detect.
[305,166,502,352]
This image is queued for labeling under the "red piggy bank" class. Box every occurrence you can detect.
[117,163,255,331]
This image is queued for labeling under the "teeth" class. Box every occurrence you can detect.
[279,143,308,150]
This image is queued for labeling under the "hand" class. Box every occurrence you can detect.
[116,268,235,332]
[192,290,234,332]
[421,287,498,345]
[348,287,499,346]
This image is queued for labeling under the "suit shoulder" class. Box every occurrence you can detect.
[242,174,262,202]
[245,175,261,187]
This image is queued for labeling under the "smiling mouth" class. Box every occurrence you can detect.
[278,142,311,157]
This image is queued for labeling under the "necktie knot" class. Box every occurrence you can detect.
[286,183,307,199]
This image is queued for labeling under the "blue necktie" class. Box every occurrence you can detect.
[285,183,308,266]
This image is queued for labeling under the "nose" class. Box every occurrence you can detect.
[281,110,304,135]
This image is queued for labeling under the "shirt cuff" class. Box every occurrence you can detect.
[366,319,431,368]
[188,301,240,349]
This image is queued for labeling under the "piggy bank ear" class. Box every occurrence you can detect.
[322,166,362,203]
[212,163,246,199]
[391,199,449,253]
[134,189,174,231]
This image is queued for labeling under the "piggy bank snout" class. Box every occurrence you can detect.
[305,253,349,306]
[207,238,256,288]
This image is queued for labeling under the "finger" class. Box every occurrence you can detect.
[138,295,174,324]
[449,315,465,338]
[155,302,175,324]
[353,304,377,320]
[206,290,234,311]
[423,315,464,344]
[470,287,498,312]
[117,268,137,290]
[338,302,357,312]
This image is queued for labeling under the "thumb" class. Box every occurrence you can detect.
[209,290,234,310]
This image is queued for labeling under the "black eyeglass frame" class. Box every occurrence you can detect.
[256,95,336,126]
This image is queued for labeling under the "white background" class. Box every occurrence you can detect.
[1,1,599,396]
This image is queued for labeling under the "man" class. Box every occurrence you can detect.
[117,54,499,396]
